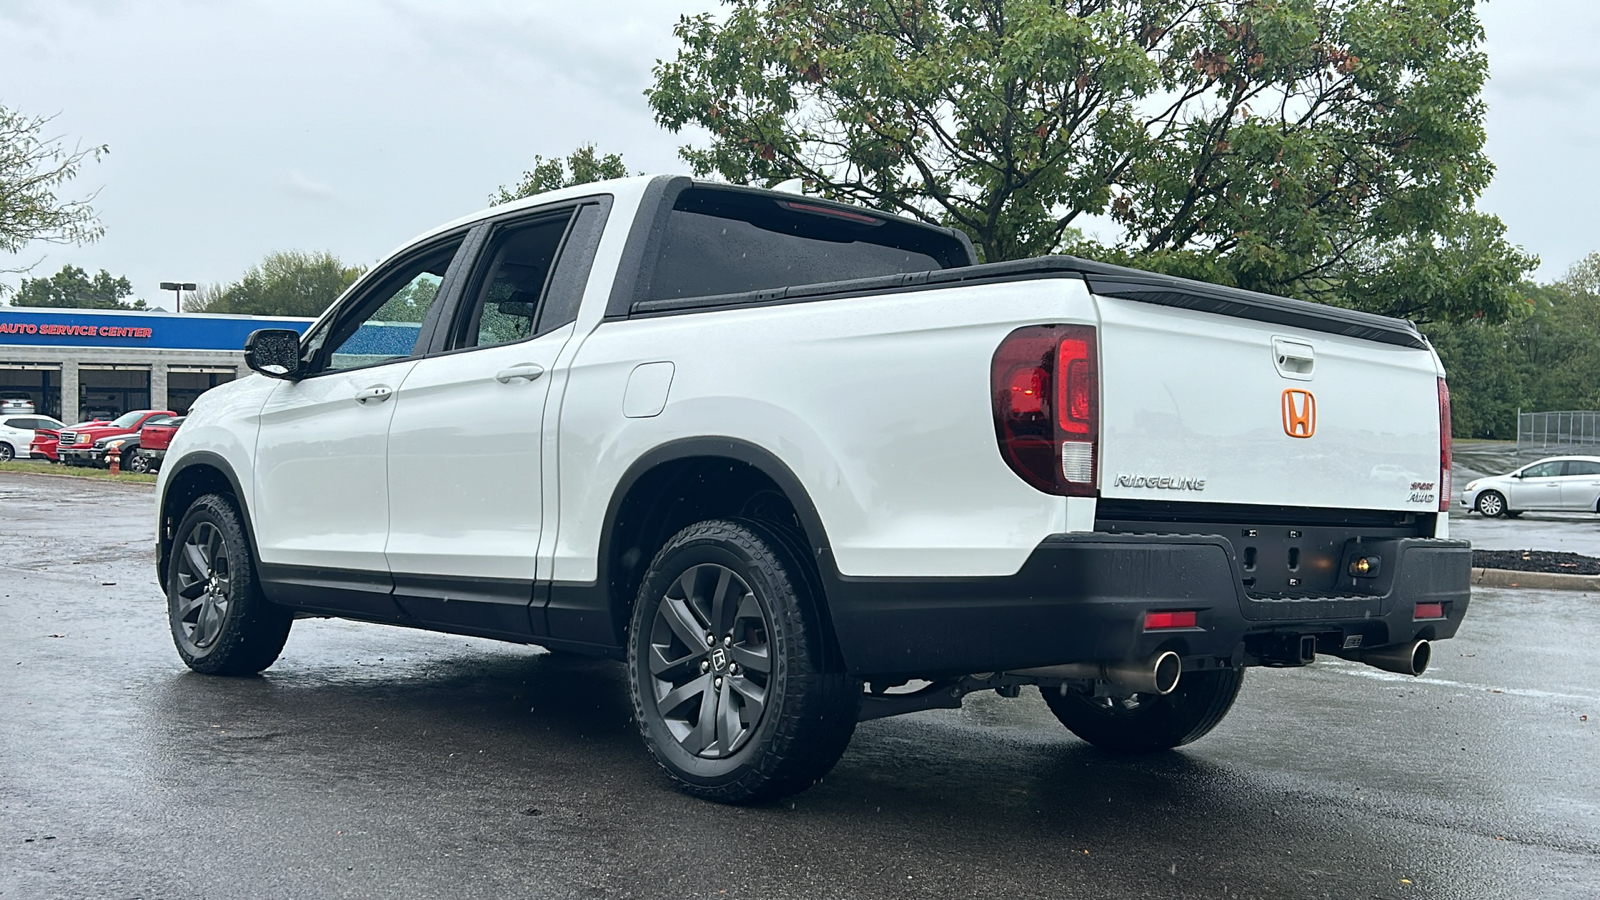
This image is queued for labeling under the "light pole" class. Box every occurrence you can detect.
[160,281,197,313]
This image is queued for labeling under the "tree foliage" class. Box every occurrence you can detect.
[10,264,145,310]
[187,250,365,318]
[1428,254,1600,438]
[490,144,631,204]
[648,0,1533,322]
[1,104,107,277]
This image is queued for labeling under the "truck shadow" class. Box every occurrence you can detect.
[140,647,1478,899]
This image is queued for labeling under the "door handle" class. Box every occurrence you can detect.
[495,363,546,384]
[354,385,394,404]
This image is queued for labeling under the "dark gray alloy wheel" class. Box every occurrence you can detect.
[0,442,14,461]
[127,451,152,474]
[628,518,860,804]
[1042,666,1244,753]
[1475,490,1506,517]
[647,561,771,758]
[167,493,292,675]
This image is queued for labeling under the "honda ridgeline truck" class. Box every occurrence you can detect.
[155,176,1470,803]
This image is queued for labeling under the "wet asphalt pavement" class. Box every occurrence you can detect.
[1450,510,1600,556]
[2,470,1597,899]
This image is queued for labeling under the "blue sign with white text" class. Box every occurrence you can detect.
[0,309,313,351]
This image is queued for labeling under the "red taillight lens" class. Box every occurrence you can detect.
[1414,602,1445,620]
[1058,337,1095,435]
[1438,377,1452,512]
[1145,610,1197,630]
[1008,367,1046,415]
[991,324,1099,496]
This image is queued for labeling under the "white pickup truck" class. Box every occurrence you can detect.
[156,175,1470,803]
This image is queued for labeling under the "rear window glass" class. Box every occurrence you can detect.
[646,188,968,301]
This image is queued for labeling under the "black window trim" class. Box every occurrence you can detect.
[422,195,614,361]
[295,226,480,381]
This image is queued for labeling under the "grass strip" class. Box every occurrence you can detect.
[0,460,157,484]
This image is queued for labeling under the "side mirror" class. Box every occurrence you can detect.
[1511,471,1524,479]
[244,329,305,380]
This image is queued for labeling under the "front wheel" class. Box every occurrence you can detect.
[128,451,152,474]
[167,493,292,675]
[628,518,860,804]
[1475,490,1507,517]
[0,442,14,461]
[1042,666,1244,753]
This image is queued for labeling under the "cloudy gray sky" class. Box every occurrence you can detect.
[1,0,1595,309]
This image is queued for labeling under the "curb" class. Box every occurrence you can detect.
[1473,567,1600,592]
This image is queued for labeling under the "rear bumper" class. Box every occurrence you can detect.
[826,533,1470,679]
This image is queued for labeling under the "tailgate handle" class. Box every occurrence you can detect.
[1272,338,1315,381]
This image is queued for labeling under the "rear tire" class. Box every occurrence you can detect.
[1042,666,1244,753]
[628,518,860,804]
[167,493,292,675]
[128,451,152,474]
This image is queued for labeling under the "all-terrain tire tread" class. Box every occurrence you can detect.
[628,518,859,804]
[1042,666,1245,753]
[169,493,292,676]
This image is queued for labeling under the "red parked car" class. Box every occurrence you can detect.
[31,416,105,461]
[55,410,176,468]
[130,415,185,473]
[29,428,61,461]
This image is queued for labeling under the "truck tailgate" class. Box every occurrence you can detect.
[1095,295,1443,514]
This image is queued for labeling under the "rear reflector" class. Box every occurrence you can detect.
[1145,610,1198,630]
[1414,602,1445,620]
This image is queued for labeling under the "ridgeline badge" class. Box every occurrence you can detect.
[1112,474,1207,491]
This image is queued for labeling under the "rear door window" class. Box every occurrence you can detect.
[1565,460,1600,476]
[450,213,575,350]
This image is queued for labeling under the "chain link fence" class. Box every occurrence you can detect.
[1517,410,1600,449]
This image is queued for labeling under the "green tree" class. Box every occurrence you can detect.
[1427,253,1600,438]
[11,264,146,310]
[190,250,365,318]
[1,104,107,285]
[491,144,630,204]
[648,0,1534,323]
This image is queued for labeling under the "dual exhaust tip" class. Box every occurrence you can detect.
[1010,638,1430,693]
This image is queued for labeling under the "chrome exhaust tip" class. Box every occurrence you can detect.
[1010,650,1184,695]
[1359,639,1431,677]
[1105,650,1183,695]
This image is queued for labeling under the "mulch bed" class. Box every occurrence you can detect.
[1473,549,1600,575]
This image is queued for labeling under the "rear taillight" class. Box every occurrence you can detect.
[991,324,1099,496]
[1438,377,1452,512]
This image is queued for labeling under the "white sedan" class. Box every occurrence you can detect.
[0,413,65,462]
[1460,455,1600,517]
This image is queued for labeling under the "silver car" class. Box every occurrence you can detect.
[1460,455,1600,517]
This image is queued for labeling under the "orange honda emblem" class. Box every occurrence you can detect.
[1282,389,1316,438]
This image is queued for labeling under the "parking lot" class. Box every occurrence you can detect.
[2,470,1597,899]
